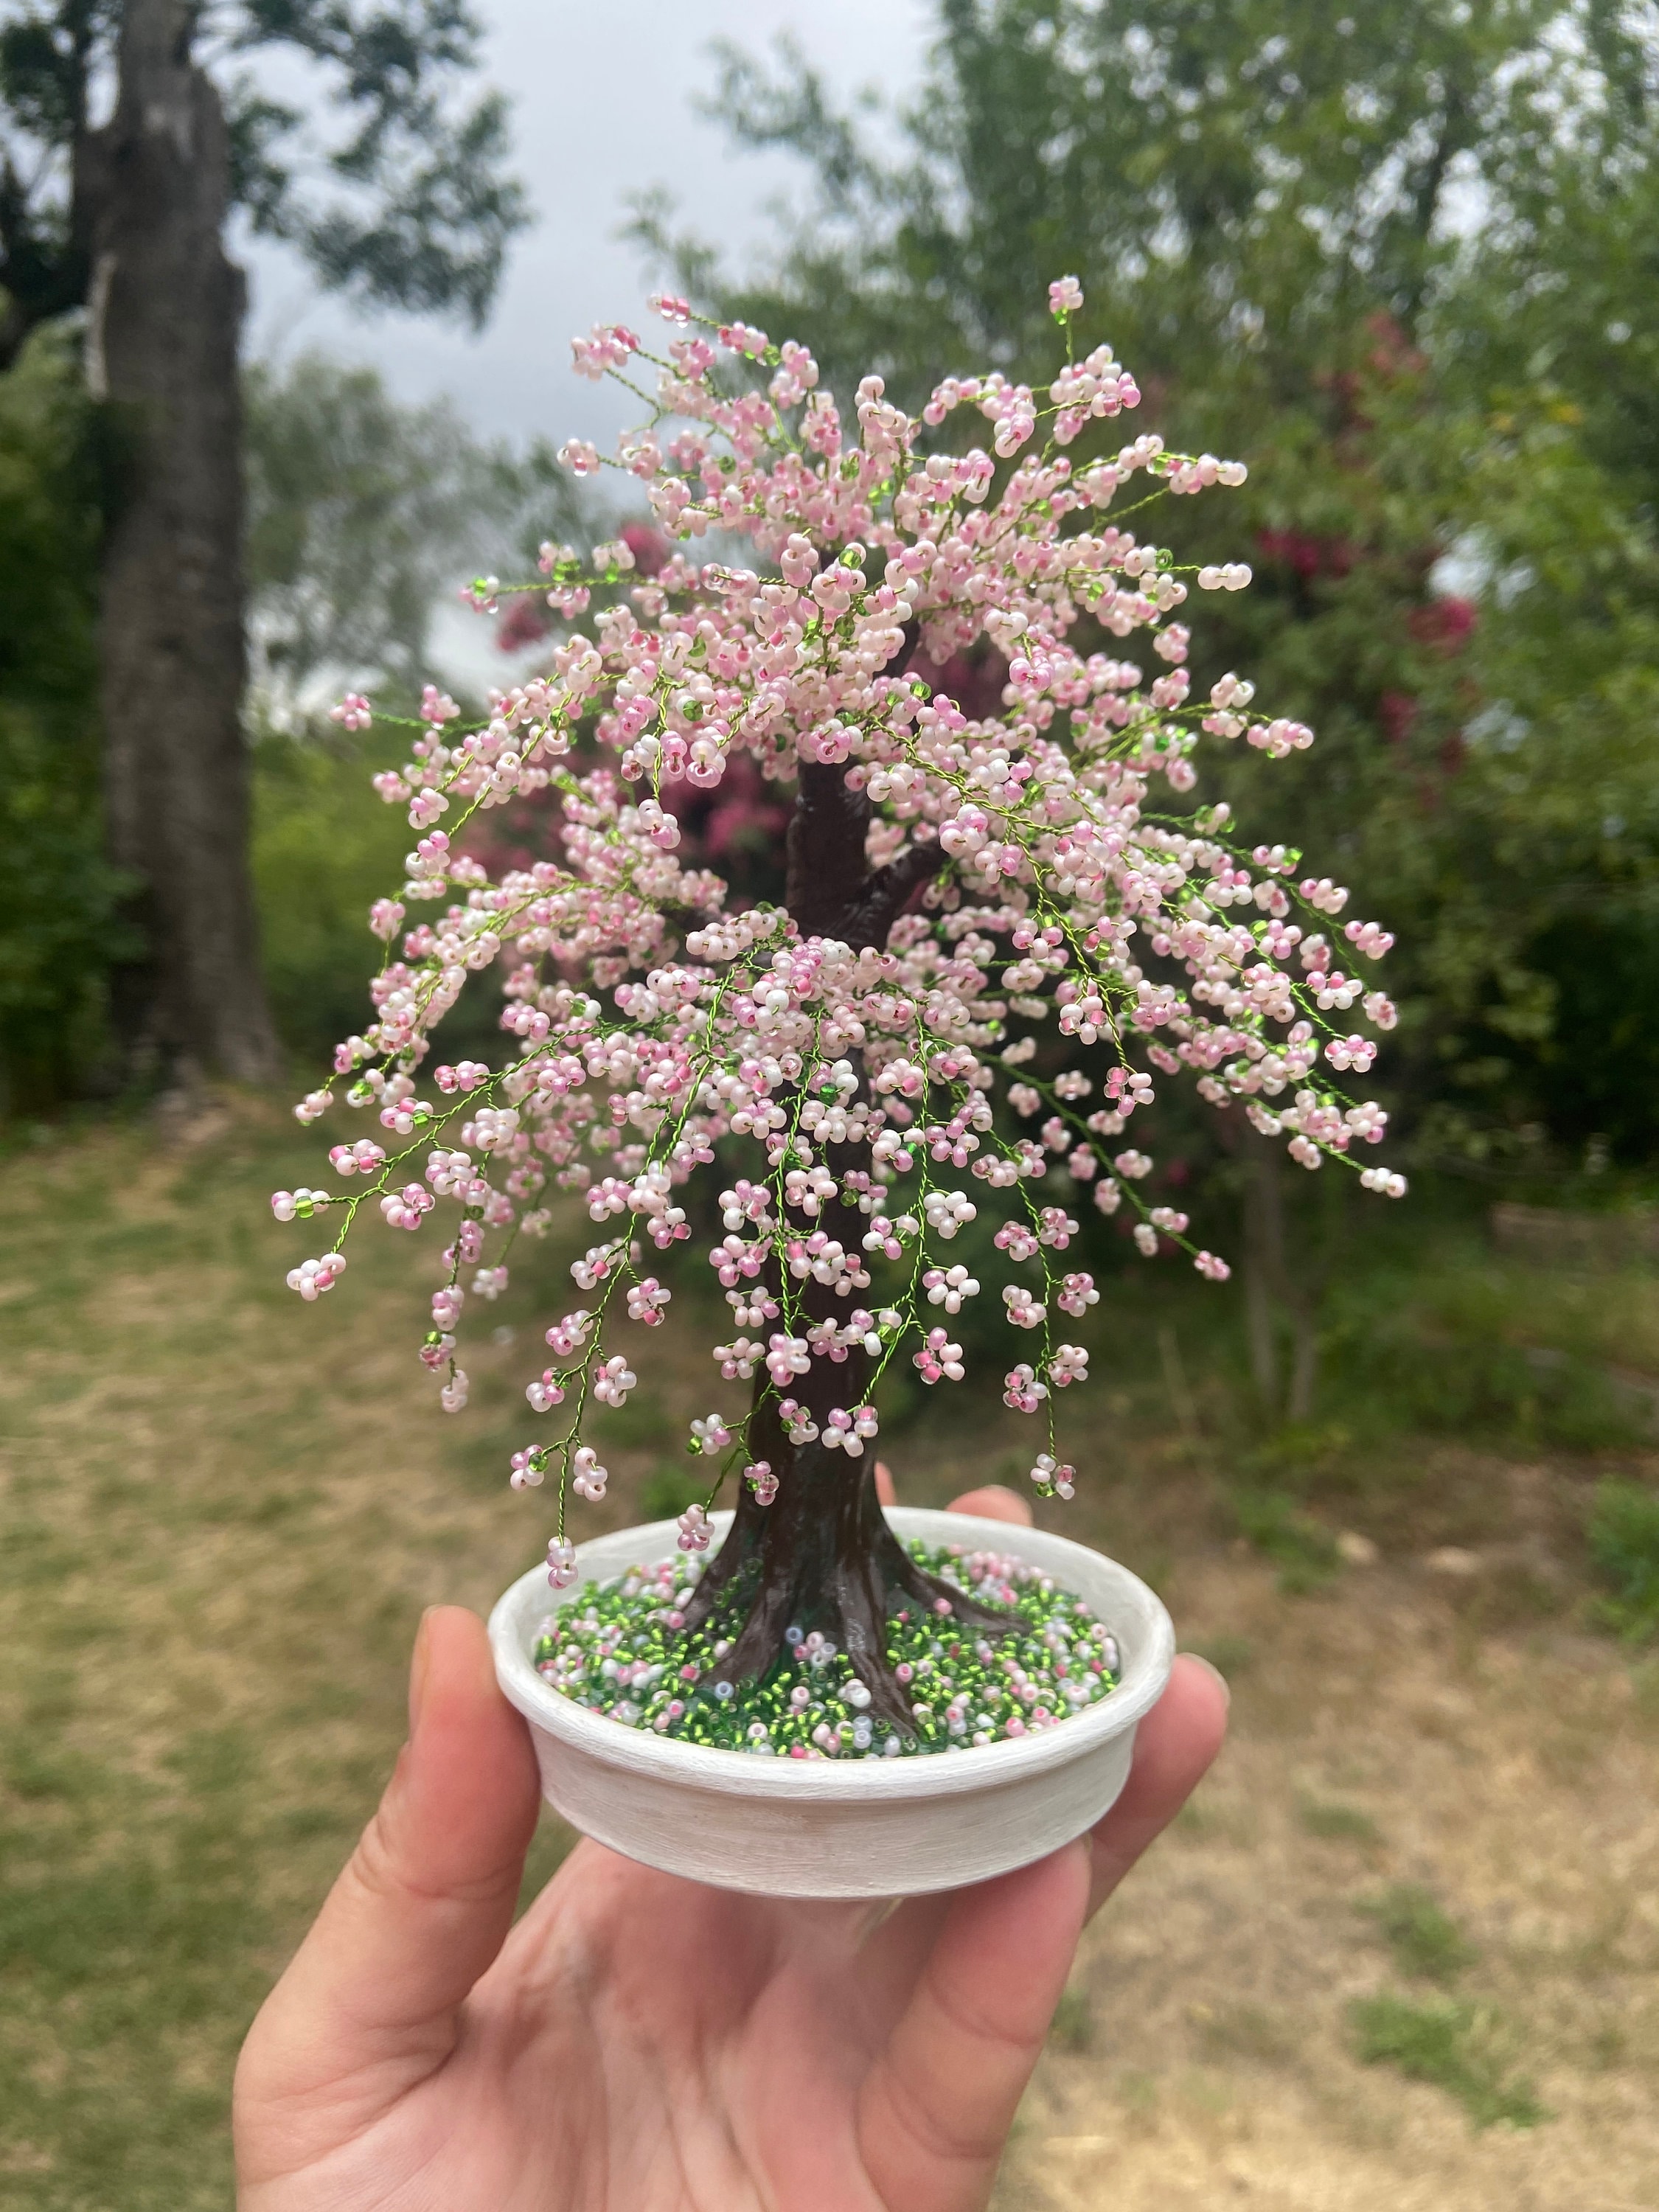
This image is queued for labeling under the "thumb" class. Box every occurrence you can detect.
[860,1839,1091,2211]
[235,1606,540,2180]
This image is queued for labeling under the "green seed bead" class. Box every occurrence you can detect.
[546,1543,1104,1753]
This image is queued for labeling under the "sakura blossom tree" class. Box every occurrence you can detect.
[275,278,1402,1730]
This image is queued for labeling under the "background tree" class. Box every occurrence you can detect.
[243,352,589,1062]
[641,0,1659,1416]
[0,0,525,1086]
[243,352,576,717]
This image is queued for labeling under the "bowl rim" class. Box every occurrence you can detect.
[488,1506,1175,1804]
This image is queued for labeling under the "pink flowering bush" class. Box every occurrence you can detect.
[274,279,1402,1723]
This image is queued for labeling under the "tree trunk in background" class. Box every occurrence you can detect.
[1241,1181,1280,1411]
[76,0,279,1088]
[1241,1135,1324,1425]
[1285,1283,1321,1424]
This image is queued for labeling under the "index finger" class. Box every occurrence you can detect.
[1085,1652,1228,1918]
[874,1457,1035,1526]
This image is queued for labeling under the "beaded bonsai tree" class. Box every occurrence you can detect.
[274,277,1402,1737]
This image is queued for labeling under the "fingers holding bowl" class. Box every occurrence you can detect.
[928,1461,1228,1909]
[945,1483,1033,1526]
[874,1458,1226,1920]
[1084,1652,1228,1919]
[874,1455,1033,1527]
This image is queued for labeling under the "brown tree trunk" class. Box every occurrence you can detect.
[682,1281,1009,1731]
[1241,1134,1288,1412]
[1240,1134,1324,1424]
[1286,1306,1320,1425]
[76,0,279,1088]
[681,726,1009,1725]
[1241,1208,1280,1411]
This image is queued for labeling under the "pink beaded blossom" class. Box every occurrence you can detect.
[1029,1454,1077,1500]
[571,1447,608,1501]
[822,1406,880,1455]
[285,1253,345,1300]
[591,1356,636,1408]
[676,1503,712,1554]
[270,279,1402,1618]
[329,691,372,731]
[626,1276,672,1324]
[914,1329,966,1385]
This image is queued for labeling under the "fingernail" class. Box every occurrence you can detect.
[408,1608,437,1733]
[1181,1652,1232,1708]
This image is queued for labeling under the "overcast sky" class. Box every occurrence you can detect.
[241,1,931,453]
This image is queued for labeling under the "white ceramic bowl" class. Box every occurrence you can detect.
[489,1505,1175,1898]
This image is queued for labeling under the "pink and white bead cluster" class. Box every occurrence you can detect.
[274,279,1401,1573]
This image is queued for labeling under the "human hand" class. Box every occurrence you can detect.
[234,1474,1228,2211]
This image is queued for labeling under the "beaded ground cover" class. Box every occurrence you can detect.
[532,1538,1121,1757]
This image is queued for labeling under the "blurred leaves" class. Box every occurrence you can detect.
[243,352,543,709]
[1231,1490,1340,1595]
[246,356,454,703]
[0,338,594,1097]
[675,0,1659,1167]
[1360,1883,1480,1985]
[1,2,526,349]
[0,326,133,1110]
[249,718,418,1062]
[1587,1477,1659,1643]
[241,354,599,1065]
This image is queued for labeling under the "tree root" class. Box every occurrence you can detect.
[681,1489,1016,1736]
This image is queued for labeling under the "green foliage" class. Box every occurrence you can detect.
[1528,911,1659,1164]
[1,1,526,347]
[640,1461,706,1521]
[1188,366,1659,1166]
[1349,1994,1545,2129]
[249,714,528,1070]
[1048,1985,1095,2052]
[676,1,1659,1167]
[2,0,532,1105]
[1587,1478,1659,1643]
[1360,1884,1479,1984]
[232,2,529,327]
[1315,1259,1643,1456]
[1191,1633,1253,1679]
[681,1,1548,405]
[1297,1798,1382,1845]
[250,720,418,1062]
[243,352,563,709]
[1231,1490,1340,1594]
[243,355,594,1064]
[0,339,579,1095]
[595,1391,676,1453]
[0,325,131,1111]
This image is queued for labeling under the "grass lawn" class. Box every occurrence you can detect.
[2,1102,1658,2209]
